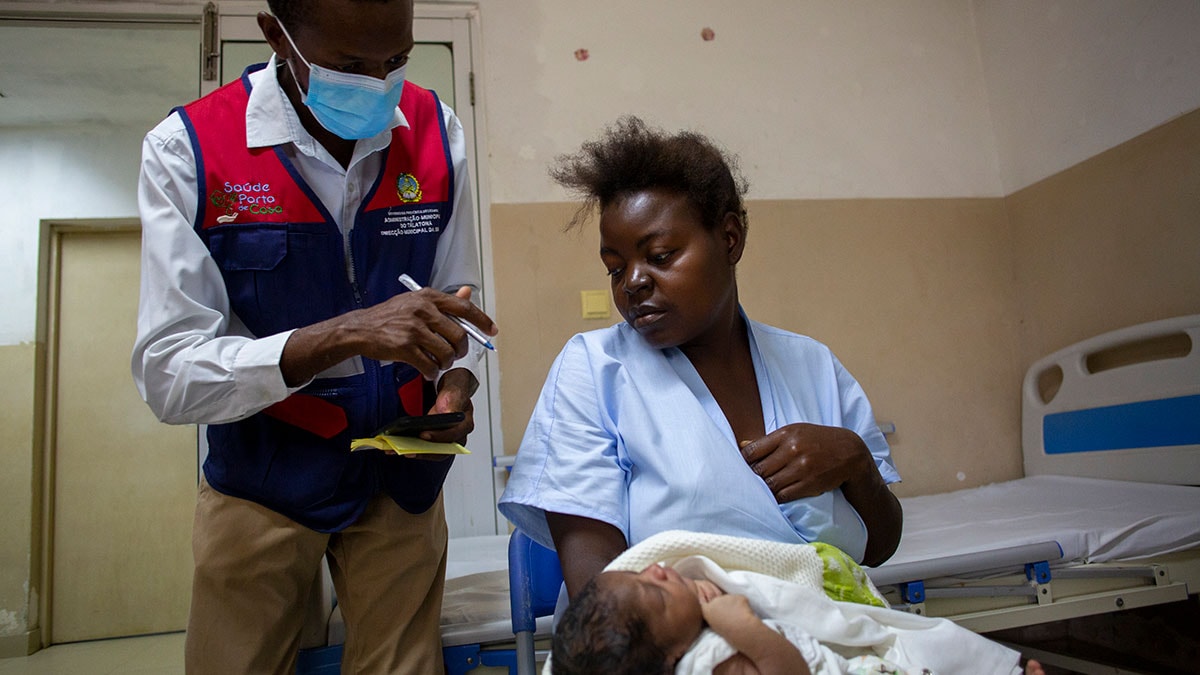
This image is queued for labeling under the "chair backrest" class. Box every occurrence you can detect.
[507,529,563,634]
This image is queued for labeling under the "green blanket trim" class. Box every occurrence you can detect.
[814,543,886,607]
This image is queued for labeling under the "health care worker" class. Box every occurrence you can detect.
[130,1,496,672]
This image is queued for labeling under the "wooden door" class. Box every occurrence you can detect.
[49,228,195,643]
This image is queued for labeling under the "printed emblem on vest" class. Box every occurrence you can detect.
[397,173,422,203]
[210,180,285,223]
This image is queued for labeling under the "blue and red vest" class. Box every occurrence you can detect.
[177,63,456,532]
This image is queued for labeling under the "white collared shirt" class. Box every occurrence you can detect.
[132,56,483,425]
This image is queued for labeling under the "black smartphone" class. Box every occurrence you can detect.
[374,412,465,437]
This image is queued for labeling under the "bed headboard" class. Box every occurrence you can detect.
[1022,314,1200,485]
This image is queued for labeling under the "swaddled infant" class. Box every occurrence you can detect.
[548,532,1046,675]
[553,562,936,675]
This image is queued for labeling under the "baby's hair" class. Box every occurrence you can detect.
[551,575,672,675]
[549,115,749,233]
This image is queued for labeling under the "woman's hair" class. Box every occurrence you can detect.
[551,576,673,675]
[550,115,748,232]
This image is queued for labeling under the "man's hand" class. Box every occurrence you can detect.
[280,285,497,387]
[346,285,496,380]
[420,367,478,445]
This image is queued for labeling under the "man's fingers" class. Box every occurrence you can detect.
[440,289,498,337]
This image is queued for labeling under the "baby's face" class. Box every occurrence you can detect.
[598,564,718,660]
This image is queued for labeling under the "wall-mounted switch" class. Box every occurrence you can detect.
[581,290,611,319]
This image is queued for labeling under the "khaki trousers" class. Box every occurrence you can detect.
[185,477,448,675]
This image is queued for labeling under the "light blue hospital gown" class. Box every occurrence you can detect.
[498,315,900,563]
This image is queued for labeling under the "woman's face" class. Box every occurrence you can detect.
[599,188,743,350]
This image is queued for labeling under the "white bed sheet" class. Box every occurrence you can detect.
[881,475,1200,573]
[442,533,512,637]
[327,534,521,648]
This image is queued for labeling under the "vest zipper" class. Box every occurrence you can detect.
[347,232,385,433]
[346,228,364,307]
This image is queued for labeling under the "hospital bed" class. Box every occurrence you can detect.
[865,313,1200,672]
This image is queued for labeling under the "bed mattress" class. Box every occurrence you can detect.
[441,533,550,648]
[875,475,1200,579]
[324,533,522,648]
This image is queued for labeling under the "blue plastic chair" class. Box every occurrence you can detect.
[507,529,563,675]
[441,529,563,675]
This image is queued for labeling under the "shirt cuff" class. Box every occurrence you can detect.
[233,329,308,403]
[436,337,485,388]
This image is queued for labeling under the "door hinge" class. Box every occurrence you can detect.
[469,71,475,107]
[201,2,219,82]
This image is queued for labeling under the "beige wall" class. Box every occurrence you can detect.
[491,106,1200,498]
[492,199,1023,498]
[0,343,39,654]
[1010,107,1200,368]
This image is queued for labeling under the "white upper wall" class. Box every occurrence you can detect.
[973,0,1200,194]
[3,0,1200,344]
[478,0,1004,202]
[0,125,147,345]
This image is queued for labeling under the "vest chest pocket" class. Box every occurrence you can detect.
[206,223,350,336]
[208,225,287,270]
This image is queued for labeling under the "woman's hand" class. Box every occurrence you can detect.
[739,423,903,566]
[738,423,873,503]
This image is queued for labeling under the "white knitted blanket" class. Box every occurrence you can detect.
[543,530,1022,675]
[606,529,830,589]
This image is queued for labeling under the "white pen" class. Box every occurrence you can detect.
[398,274,496,351]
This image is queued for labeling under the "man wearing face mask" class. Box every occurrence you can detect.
[130,0,497,672]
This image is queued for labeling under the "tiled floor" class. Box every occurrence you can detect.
[0,632,183,675]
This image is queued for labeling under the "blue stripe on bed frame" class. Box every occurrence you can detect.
[1043,394,1200,454]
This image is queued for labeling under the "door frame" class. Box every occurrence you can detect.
[33,218,144,650]
[4,2,205,655]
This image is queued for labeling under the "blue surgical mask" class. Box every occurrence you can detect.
[278,21,406,140]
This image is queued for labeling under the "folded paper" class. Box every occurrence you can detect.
[350,435,471,455]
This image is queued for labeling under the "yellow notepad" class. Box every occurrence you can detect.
[350,435,471,455]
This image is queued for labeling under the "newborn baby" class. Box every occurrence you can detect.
[550,563,1046,675]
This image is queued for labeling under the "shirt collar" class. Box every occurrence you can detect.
[244,54,410,155]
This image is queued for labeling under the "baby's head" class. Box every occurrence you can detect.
[551,564,710,675]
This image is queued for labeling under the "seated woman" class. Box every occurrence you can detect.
[498,116,903,597]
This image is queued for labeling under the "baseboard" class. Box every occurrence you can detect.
[0,630,41,659]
